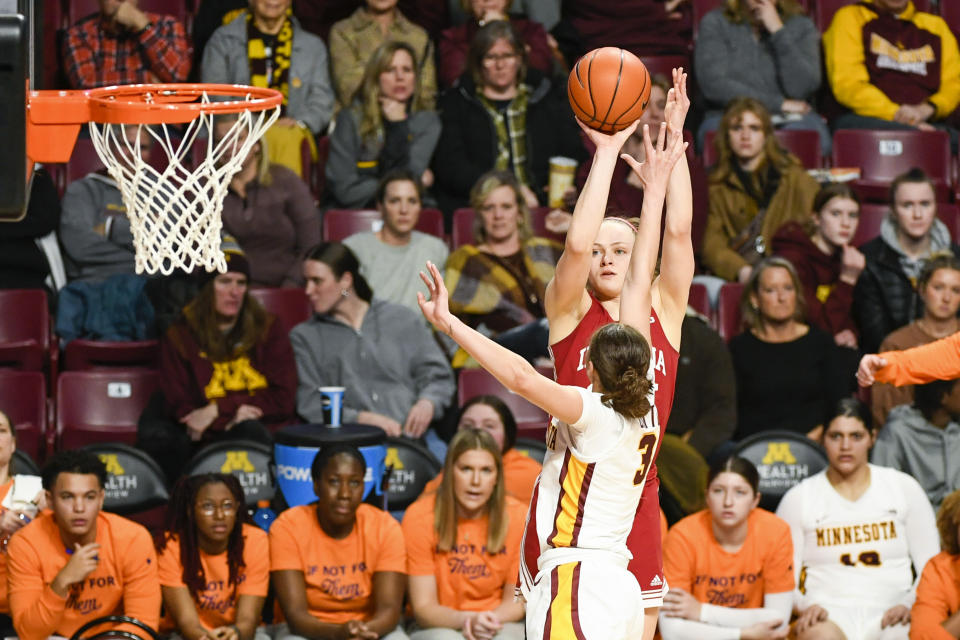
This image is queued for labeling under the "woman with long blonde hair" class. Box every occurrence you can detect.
[327,40,440,209]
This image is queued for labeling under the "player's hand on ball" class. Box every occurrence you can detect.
[576,118,640,154]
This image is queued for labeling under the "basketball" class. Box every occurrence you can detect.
[567,47,651,133]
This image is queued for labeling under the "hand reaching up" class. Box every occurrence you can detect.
[576,118,640,154]
[418,261,455,336]
[663,67,690,134]
[619,123,687,198]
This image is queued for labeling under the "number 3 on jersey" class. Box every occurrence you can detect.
[633,433,657,485]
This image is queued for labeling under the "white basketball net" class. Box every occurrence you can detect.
[89,91,280,275]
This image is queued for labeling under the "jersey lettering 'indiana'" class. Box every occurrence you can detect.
[573,342,667,431]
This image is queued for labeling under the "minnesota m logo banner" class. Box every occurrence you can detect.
[221,451,255,473]
[761,442,796,465]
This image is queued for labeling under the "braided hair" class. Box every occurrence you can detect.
[157,474,248,601]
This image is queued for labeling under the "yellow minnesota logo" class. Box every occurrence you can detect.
[99,454,125,475]
[761,442,797,465]
[221,451,255,473]
[385,447,404,470]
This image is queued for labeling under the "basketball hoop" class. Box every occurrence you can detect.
[27,84,282,275]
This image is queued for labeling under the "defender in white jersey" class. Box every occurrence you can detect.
[775,398,939,640]
[416,123,688,640]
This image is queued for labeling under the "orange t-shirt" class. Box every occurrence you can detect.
[0,477,14,613]
[158,524,270,631]
[910,551,960,640]
[269,503,406,624]
[401,493,526,612]
[664,509,794,609]
[7,510,160,640]
[420,449,542,503]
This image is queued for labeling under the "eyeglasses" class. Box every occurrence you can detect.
[197,501,237,516]
[482,52,519,66]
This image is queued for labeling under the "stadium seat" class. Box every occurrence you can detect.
[513,437,548,465]
[851,203,887,247]
[943,2,960,37]
[12,450,40,476]
[831,129,952,203]
[639,55,690,80]
[322,208,446,243]
[451,207,564,249]
[63,339,159,371]
[457,367,551,440]
[81,442,169,534]
[715,282,744,342]
[56,370,160,450]
[184,440,275,507]
[734,429,828,511]
[937,204,960,243]
[702,128,824,169]
[0,370,47,462]
[248,287,312,334]
[383,436,442,512]
[688,282,711,319]
[0,289,52,372]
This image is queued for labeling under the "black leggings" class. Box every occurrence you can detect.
[137,391,272,484]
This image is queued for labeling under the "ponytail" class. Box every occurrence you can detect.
[588,324,653,420]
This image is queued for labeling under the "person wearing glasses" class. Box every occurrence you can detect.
[432,20,583,217]
[157,474,270,640]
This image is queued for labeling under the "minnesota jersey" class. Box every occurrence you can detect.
[775,465,939,609]
[519,386,657,596]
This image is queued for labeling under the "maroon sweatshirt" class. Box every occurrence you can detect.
[159,314,297,433]
[772,221,857,337]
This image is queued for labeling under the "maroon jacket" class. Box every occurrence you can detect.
[772,221,857,337]
[159,314,297,433]
[438,17,554,87]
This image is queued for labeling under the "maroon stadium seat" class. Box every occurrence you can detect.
[248,287,312,334]
[0,289,51,372]
[457,367,551,440]
[831,129,952,203]
[688,282,711,320]
[63,339,159,371]
[715,282,745,342]
[322,208,445,243]
[851,203,887,247]
[0,370,47,462]
[943,2,960,38]
[55,370,160,449]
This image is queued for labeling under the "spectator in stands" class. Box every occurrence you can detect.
[660,456,793,639]
[271,444,407,639]
[824,0,960,147]
[871,256,960,429]
[702,98,819,285]
[157,474,269,640]
[190,0,247,81]
[853,168,960,354]
[772,183,863,347]
[0,412,44,636]
[873,377,960,511]
[667,310,737,461]
[7,450,161,640]
[444,170,562,365]
[776,397,939,640]
[291,243,455,450]
[729,256,840,441]
[344,170,449,313]
[557,0,691,61]
[63,0,190,89]
[419,395,542,502]
[402,429,526,639]
[328,0,437,109]
[201,0,335,138]
[138,249,297,482]
[694,0,829,155]
[60,125,151,282]
[433,20,583,215]
[326,41,440,210]
[0,168,62,296]
[447,0,559,32]
[911,488,960,638]
[216,115,320,288]
[438,0,554,87]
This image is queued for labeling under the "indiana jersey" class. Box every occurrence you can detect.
[519,386,657,595]
[775,465,939,609]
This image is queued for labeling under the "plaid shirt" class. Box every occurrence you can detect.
[63,13,191,89]
[479,85,531,188]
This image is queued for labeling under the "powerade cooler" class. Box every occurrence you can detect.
[274,423,386,507]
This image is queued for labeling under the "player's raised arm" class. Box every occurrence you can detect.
[622,68,693,347]
[619,123,686,344]
[544,120,640,330]
[418,261,584,426]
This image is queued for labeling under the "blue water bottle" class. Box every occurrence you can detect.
[253,500,276,532]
